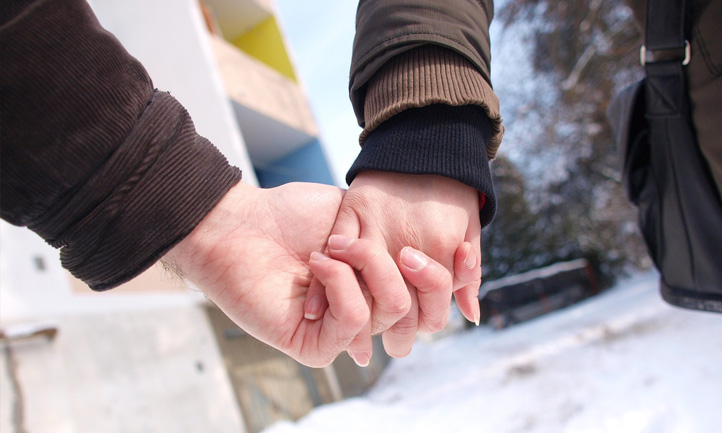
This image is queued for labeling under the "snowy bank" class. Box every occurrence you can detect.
[264,273,722,433]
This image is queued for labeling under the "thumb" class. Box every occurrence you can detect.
[303,197,363,321]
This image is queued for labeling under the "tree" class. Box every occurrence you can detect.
[482,155,544,281]
[485,0,650,286]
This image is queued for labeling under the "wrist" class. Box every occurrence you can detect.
[162,182,260,281]
[347,104,497,227]
[350,171,480,215]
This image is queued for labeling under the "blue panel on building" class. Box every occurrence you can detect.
[255,138,336,188]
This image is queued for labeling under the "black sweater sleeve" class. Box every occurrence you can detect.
[347,104,496,227]
[0,0,241,290]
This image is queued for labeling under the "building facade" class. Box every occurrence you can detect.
[0,1,382,432]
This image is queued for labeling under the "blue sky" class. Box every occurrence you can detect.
[274,1,361,186]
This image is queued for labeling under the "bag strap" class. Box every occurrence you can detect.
[642,0,690,118]
[643,0,688,61]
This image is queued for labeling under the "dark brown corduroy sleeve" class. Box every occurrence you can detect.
[0,0,242,290]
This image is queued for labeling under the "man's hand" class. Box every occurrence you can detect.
[311,171,483,358]
[163,181,415,368]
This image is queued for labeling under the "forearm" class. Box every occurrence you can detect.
[0,0,241,290]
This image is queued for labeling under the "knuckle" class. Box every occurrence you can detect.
[454,276,481,292]
[422,312,449,333]
[436,270,454,290]
[320,263,351,283]
[303,356,334,369]
[371,296,410,334]
[343,303,370,329]
[384,292,412,317]
[338,193,374,222]
[396,217,423,247]
[430,236,462,258]
[364,244,387,266]
[370,316,390,335]
[419,268,452,294]
[389,315,418,336]
[422,241,461,273]
[300,343,341,368]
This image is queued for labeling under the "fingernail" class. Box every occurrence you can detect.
[400,247,428,271]
[464,244,476,269]
[328,234,353,251]
[310,251,330,261]
[348,351,370,367]
[304,295,323,320]
[473,302,481,327]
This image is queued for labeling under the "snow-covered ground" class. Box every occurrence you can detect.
[264,273,722,433]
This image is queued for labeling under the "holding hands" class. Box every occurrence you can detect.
[306,171,483,364]
[165,175,482,368]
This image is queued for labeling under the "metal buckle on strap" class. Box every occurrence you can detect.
[640,40,691,66]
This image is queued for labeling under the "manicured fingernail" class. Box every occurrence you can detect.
[473,302,481,327]
[304,295,323,320]
[328,234,353,251]
[310,251,330,261]
[400,247,428,271]
[349,351,370,367]
[464,244,476,269]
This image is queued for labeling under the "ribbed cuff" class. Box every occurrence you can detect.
[32,92,242,291]
[347,104,496,227]
[362,44,504,160]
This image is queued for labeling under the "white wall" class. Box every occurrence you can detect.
[0,307,245,433]
[0,212,246,433]
[0,222,206,322]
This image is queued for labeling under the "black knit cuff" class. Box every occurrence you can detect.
[346,104,497,227]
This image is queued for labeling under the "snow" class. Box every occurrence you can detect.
[263,273,722,433]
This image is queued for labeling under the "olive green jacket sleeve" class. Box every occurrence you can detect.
[350,0,503,159]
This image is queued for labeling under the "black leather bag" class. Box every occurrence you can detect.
[609,0,722,313]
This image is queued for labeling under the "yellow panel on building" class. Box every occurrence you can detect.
[233,16,297,83]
